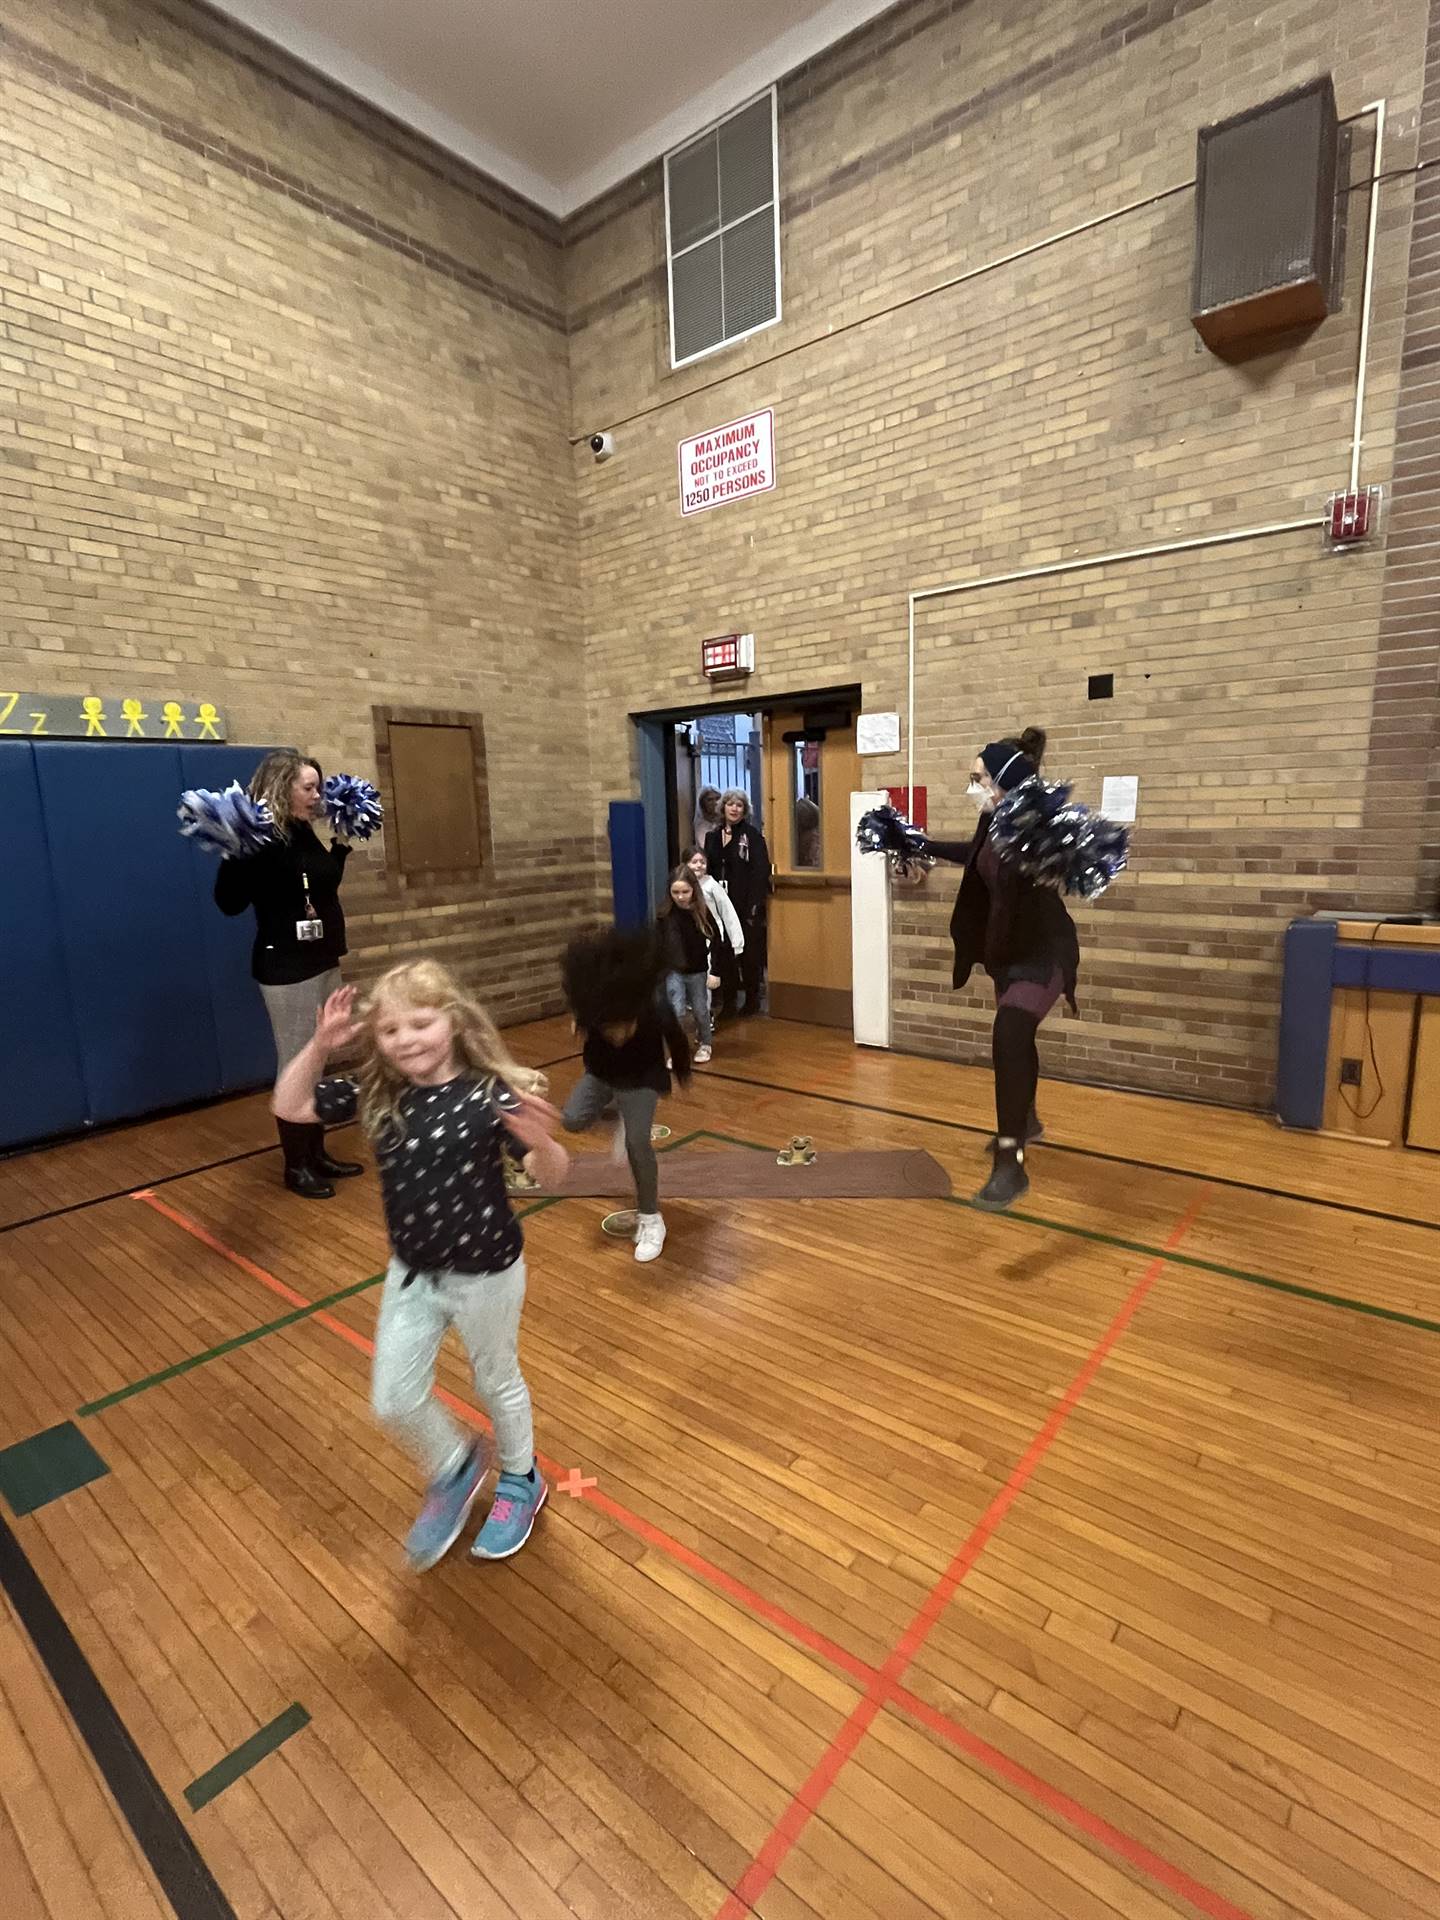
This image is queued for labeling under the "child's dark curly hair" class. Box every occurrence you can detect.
[560,926,665,1033]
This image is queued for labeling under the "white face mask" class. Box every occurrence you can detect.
[966,780,991,812]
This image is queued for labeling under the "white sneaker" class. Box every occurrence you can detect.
[634,1214,667,1263]
[693,1046,712,1065]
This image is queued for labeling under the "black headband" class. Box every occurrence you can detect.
[981,743,1035,791]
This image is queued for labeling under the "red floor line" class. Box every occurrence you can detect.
[880,1186,1211,1684]
[135,1187,1249,1920]
[581,1485,879,1687]
[134,1190,314,1308]
[888,1685,1256,1920]
[714,1186,1232,1920]
[135,1192,877,1683]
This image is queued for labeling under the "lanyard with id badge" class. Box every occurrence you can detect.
[296,870,324,944]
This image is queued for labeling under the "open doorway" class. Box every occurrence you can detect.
[636,687,863,1031]
[670,711,764,860]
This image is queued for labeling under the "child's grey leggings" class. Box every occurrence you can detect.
[562,1075,661,1213]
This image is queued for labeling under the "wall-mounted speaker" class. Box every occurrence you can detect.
[1191,76,1339,354]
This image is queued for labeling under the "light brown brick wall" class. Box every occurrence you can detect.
[566,0,1437,1106]
[0,0,595,1023]
[5,0,1437,1098]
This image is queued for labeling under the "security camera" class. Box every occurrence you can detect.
[589,432,614,463]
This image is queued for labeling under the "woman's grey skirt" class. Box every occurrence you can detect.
[258,968,343,1073]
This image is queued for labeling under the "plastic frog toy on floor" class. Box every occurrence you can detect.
[776,1135,816,1167]
[504,1159,540,1194]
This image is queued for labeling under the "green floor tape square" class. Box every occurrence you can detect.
[0,1421,111,1517]
[185,1703,311,1811]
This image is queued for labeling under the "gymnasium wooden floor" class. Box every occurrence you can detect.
[1,1017,1437,1920]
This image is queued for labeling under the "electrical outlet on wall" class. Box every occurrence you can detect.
[1339,1057,1363,1088]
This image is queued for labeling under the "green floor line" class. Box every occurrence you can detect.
[689,1129,1440,1337]
[84,1126,1432,1432]
[184,1703,310,1812]
[77,1272,387,1417]
[946,1197,1440,1335]
[697,1064,1440,1238]
[74,1196,561,1419]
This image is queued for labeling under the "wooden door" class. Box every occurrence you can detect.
[762,708,860,1027]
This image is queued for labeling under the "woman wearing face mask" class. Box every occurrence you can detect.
[214,748,363,1200]
[920,727,1078,1212]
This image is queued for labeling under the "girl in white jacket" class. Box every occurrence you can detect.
[685,845,744,1021]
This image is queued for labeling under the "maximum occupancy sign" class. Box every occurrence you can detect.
[678,408,776,516]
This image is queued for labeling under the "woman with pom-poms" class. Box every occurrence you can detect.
[214,748,364,1200]
[921,727,1080,1214]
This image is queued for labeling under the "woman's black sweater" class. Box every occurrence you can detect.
[214,822,350,985]
[925,814,1079,1008]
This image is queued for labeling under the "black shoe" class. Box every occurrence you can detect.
[284,1164,336,1200]
[315,1150,363,1179]
[974,1146,1029,1213]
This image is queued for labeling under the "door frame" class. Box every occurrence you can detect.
[632,684,863,913]
[762,701,862,1028]
[631,684,866,979]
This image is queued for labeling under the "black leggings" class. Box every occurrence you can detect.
[991,971,1062,1143]
[739,923,766,1011]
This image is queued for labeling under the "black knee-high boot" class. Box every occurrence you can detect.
[311,1122,363,1181]
[276,1117,335,1199]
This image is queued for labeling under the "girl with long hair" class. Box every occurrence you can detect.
[658,864,718,1064]
[214,748,362,1198]
[272,961,566,1568]
[921,728,1080,1212]
[683,845,744,1026]
[560,927,691,1265]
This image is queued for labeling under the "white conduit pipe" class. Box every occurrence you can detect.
[1350,99,1386,493]
[904,517,1320,797]
[903,101,1386,801]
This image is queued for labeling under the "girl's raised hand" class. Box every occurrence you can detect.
[314,986,360,1054]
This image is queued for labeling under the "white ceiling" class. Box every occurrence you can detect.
[213,0,902,216]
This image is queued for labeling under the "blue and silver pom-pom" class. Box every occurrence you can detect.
[177,783,275,858]
[856,803,933,877]
[989,778,1129,900]
[323,772,383,841]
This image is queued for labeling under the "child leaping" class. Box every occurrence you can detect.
[273,961,567,1570]
[560,927,690,1263]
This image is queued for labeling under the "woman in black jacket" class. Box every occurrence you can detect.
[215,748,363,1199]
[704,790,771,1018]
[921,727,1078,1213]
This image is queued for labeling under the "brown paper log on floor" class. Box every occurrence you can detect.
[542,1147,951,1200]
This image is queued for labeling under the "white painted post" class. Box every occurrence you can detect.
[851,790,891,1049]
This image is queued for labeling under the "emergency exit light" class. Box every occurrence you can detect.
[702,633,755,678]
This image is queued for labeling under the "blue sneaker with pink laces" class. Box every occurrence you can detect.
[470,1463,547,1560]
[405,1446,485,1571]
